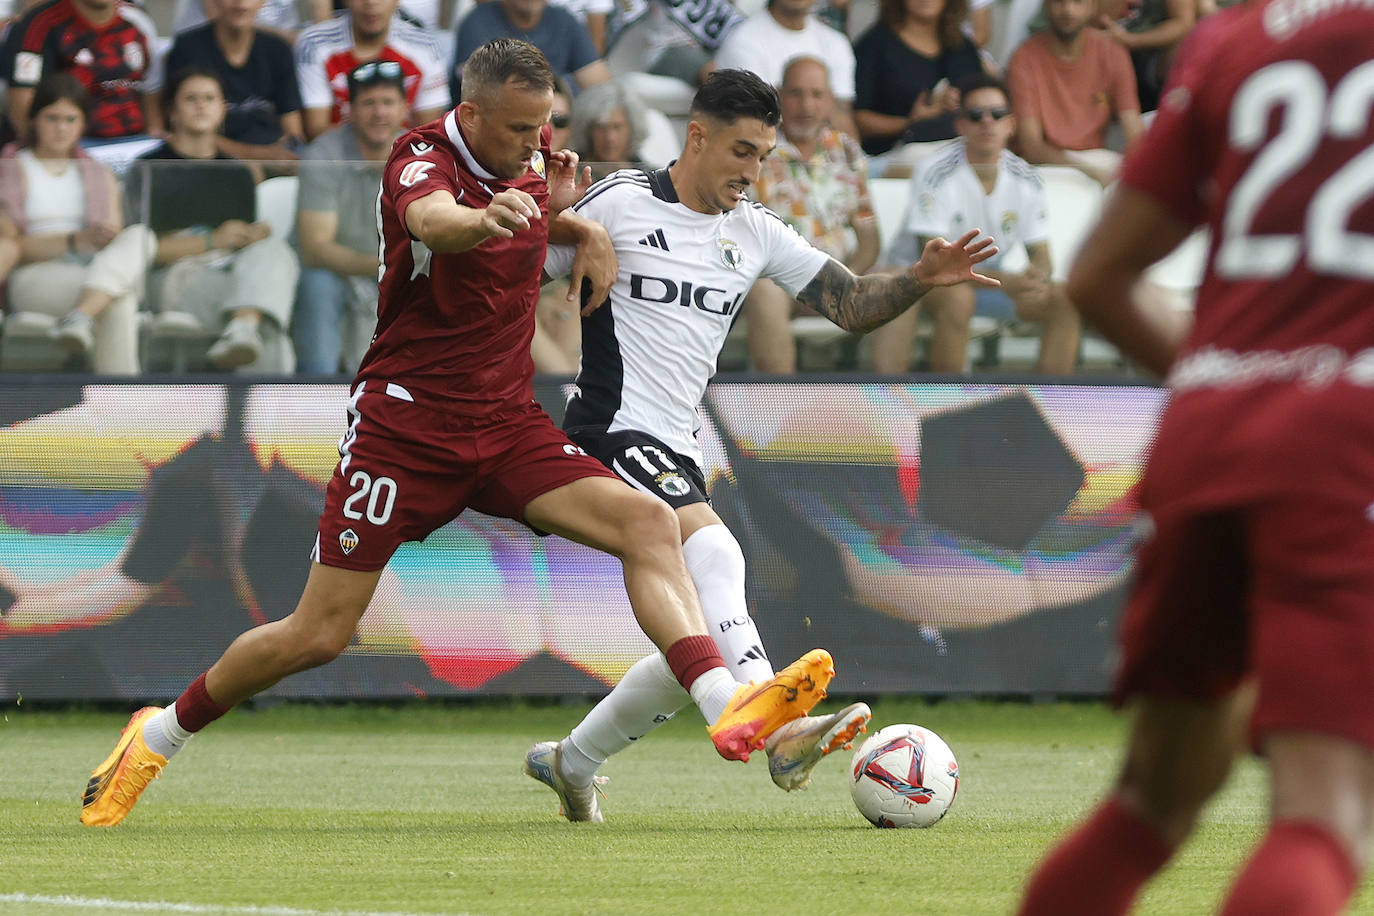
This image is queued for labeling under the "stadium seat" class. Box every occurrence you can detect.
[1146,227,1209,311]
[639,107,682,169]
[1038,165,1104,282]
[867,177,910,253]
[0,311,70,371]
[255,176,300,241]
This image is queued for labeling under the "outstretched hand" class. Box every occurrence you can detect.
[912,229,1000,289]
[547,148,594,213]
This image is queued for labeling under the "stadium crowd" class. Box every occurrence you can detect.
[0,0,1217,375]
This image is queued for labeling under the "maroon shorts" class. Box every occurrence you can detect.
[313,383,617,571]
[1114,491,1374,752]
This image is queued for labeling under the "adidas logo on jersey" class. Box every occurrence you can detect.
[637,229,670,251]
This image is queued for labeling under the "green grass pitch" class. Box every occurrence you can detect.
[1,699,1369,915]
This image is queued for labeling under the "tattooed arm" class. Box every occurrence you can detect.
[797,229,1000,334]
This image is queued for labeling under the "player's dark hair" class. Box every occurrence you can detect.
[956,72,1012,108]
[689,69,781,127]
[27,72,89,126]
[461,38,555,104]
[162,66,225,113]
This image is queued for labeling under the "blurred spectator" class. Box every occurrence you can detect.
[0,72,139,372]
[150,0,305,160]
[296,0,449,140]
[869,73,1079,374]
[304,0,442,30]
[450,0,611,99]
[124,68,299,371]
[568,79,647,172]
[746,55,877,373]
[1097,0,1194,112]
[551,0,613,53]
[714,0,857,137]
[606,0,742,88]
[291,60,404,374]
[4,0,157,142]
[1006,0,1144,185]
[965,0,992,47]
[852,0,983,162]
[548,75,572,149]
[172,0,302,42]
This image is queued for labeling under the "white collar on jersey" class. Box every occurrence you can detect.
[444,110,498,181]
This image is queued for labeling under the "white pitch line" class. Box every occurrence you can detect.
[0,893,482,916]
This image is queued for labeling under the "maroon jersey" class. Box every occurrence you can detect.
[1119,2,1374,507]
[9,0,155,138]
[359,111,552,417]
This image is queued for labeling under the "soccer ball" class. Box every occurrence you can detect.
[849,723,959,828]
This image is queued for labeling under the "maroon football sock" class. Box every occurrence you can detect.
[1017,797,1174,916]
[664,635,727,691]
[173,672,233,733]
[1219,820,1359,916]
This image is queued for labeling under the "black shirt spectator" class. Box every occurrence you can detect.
[161,24,301,148]
[853,0,983,155]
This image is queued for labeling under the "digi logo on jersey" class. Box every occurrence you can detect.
[629,274,745,316]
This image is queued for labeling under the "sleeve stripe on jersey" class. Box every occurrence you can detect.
[574,172,651,212]
[745,200,788,224]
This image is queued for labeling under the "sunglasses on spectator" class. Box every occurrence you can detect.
[959,106,1012,122]
[351,60,404,85]
[550,113,571,129]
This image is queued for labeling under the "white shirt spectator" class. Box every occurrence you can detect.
[885,138,1048,269]
[714,12,854,100]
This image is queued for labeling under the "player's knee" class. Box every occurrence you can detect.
[618,494,682,559]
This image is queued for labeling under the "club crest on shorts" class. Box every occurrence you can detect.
[656,472,690,497]
[529,150,545,178]
[717,238,743,271]
[338,528,360,555]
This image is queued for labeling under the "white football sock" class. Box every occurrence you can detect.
[141,702,193,759]
[565,653,690,785]
[683,524,774,683]
[689,666,740,725]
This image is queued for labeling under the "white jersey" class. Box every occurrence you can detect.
[545,168,829,466]
[885,138,1049,271]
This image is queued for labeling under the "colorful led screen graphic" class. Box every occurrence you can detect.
[0,380,1164,700]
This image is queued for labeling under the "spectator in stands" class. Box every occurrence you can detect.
[0,73,141,373]
[869,74,1079,374]
[852,0,984,167]
[714,0,858,137]
[296,0,449,140]
[746,55,877,373]
[605,0,742,88]
[450,0,612,100]
[1006,0,1144,185]
[568,79,647,172]
[4,0,157,143]
[551,0,613,54]
[1097,0,1194,112]
[151,0,305,161]
[124,68,299,371]
[549,75,573,150]
[292,60,404,375]
[172,0,302,43]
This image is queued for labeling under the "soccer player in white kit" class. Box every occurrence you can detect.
[526,68,999,821]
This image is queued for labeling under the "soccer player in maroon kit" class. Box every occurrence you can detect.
[78,39,838,827]
[1017,5,1374,915]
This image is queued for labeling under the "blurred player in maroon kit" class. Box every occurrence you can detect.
[1017,5,1374,915]
[77,38,838,828]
